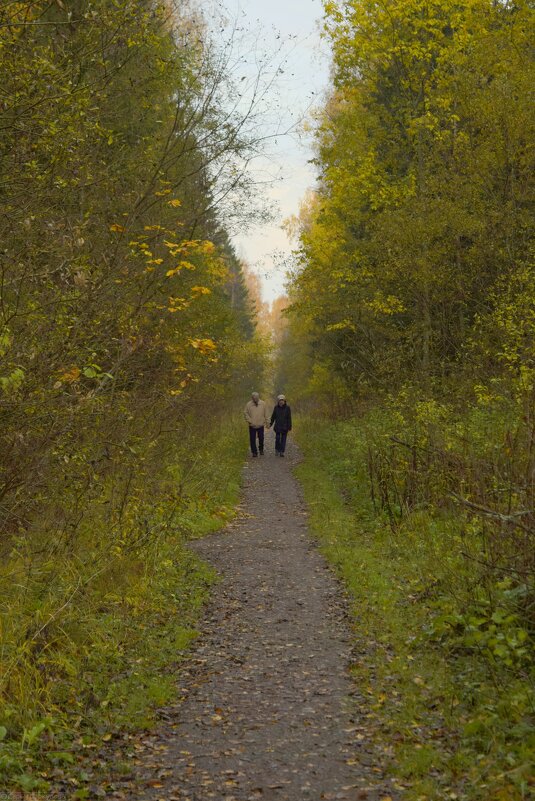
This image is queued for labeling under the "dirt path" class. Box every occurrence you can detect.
[122,434,397,801]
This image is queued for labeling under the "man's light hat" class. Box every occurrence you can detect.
[277,394,286,400]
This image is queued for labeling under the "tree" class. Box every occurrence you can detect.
[0,0,267,748]
[287,0,534,395]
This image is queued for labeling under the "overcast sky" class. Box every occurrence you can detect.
[201,0,331,303]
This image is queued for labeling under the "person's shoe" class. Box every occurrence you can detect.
[252,453,258,457]
[259,450,264,455]
[280,452,285,457]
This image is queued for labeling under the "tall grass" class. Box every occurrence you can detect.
[295,414,534,801]
[0,417,246,794]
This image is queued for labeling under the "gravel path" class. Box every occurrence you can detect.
[124,434,397,801]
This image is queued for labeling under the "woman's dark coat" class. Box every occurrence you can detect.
[270,403,292,432]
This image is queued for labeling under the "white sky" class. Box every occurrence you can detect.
[201,0,331,303]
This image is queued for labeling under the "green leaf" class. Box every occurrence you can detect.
[23,721,46,747]
[82,366,98,378]
[48,750,75,764]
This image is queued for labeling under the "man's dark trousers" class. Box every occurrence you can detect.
[249,426,264,455]
[275,431,288,454]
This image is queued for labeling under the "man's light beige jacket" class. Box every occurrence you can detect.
[244,399,269,428]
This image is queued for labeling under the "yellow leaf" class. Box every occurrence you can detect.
[59,367,81,383]
[167,199,182,207]
[109,223,125,233]
[326,320,356,332]
[189,338,217,355]
[166,261,195,277]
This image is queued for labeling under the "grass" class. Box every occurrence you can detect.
[295,418,535,801]
[0,418,247,797]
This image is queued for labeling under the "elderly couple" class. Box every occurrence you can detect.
[244,393,292,458]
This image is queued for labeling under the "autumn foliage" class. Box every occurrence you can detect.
[281,0,534,795]
[0,0,262,786]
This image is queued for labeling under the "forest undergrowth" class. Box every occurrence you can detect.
[0,420,246,796]
[296,413,534,801]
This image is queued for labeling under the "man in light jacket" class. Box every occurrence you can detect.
[244,392,269,457]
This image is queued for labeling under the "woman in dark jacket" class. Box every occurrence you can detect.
[269,394,292,457]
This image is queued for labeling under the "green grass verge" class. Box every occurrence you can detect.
[0,418,246,797]
[295,419,534,801]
